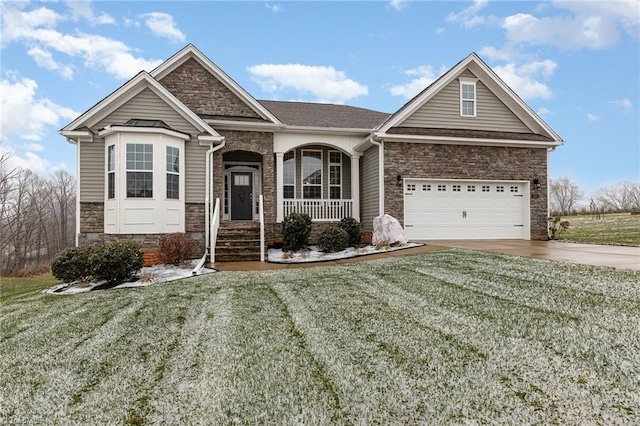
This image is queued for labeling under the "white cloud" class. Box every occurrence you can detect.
[436,27,445,35]
[1,76,78,141]
[141,12,186,42]
[0,145,65,175]
[492,60,557,101]
[610,98,634,114]
[64,0,115,25]
[502,1,639,50]
[248,64,368,104]
[27,46,74,79]
[265,3,282,12]
[2,3,162,79]
[587,113,599,122]
[388,0,409,12]
[389,66,439,100]
[22,143,45,152]
[537,107,551,116]
[446,0,496,28]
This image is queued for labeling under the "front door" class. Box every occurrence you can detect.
[231,172,253,220]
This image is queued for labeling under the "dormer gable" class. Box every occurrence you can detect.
[151,44,281,124]
[378,53,562,145]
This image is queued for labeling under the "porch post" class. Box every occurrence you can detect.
[275,152,284,222]
[351,154,360,222]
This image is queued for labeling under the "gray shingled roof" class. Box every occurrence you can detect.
[258,100,390,129]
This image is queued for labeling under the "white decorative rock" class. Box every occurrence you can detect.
[372,214,408,246]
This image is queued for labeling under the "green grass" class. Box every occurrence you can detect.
[1,250,639,424]
[0,273,60,301]
[557,212,640,246]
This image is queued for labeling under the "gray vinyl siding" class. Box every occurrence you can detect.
[94,88,199,135]
[360,145,380,231]
[185,142,208,203]
[79,138,105,202]
[401,69,531,133]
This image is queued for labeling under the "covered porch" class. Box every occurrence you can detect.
[275,142,360,223]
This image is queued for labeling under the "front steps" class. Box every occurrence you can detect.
[214,221,263,262]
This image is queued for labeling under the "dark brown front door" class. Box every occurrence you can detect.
[231,172,253,220]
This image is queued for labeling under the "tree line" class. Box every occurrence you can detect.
[1,152,76,276]
[550,176,640,216]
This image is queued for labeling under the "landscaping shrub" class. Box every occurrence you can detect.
[90,241,143,283]
[317,226,349,253]
[51,245,95,283]
[548,216,570,239]
[338,217,361,246]
[282,212,312,251]
[158,233,194,265]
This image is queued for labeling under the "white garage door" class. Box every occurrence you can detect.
[404,179,530,240]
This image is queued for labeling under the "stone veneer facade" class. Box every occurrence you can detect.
[383,142,549,240]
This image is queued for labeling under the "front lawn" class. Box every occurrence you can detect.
[558,212,640,246]
[1,250,638,424]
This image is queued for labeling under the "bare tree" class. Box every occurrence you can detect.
[0,152,77,275]
[592,181,640,212]
[550,176,584,215]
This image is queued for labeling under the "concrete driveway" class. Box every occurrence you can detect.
[418,240,640,270]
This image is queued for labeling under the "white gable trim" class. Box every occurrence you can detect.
[151,44,282,125]
[378,53,563,143]
[60,72,223,142]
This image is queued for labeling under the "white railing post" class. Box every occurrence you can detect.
[210,198,220,264]
[259,195,265,262]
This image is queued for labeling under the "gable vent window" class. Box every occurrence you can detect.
[460,78,477,117]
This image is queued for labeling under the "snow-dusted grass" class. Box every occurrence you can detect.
[2,249,639,424]
[267,242,422,263]
[559,212,640,246]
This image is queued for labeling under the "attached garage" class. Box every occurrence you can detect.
[404,179,530,240]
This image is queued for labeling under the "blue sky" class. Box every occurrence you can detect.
[1,0,638,194]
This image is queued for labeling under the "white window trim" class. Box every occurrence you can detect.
[166,145,180,200]
[107,144,115,200]
[283,150,295,199]
[329,150,342,200]
[103,131,186,234]
[459,77,477,118]
[302,149,323,199]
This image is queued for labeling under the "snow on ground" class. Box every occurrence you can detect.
[267,243,423,263]
[45,260,216,295]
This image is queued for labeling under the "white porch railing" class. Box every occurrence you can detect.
[283,199,353,221]
[210,198,221,264]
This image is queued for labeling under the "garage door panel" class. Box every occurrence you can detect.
[404,179,529,240]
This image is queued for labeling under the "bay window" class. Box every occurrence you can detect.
[101,127,186,234]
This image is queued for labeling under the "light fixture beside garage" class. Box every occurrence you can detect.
[532,178,540,198]
[397,175,402,186]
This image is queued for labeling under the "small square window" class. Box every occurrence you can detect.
[496,186,505,193]
[482,185,490,192]
[510,186,519,193]
[452,185,461,192]
[438,184,446,192]
[467,185,476,192]
[407,184,416,191]
[423,184,431,191]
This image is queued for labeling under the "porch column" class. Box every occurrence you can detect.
[275,152,284,222]
[351,154,360,222]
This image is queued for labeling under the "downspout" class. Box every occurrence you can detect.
[205,137,226,252]
[368,136,385,216]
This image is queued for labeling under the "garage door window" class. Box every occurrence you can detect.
[467,185,476,192]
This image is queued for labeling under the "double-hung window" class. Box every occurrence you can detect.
[166,146,180,199]
[460,78,477,117]
[107,145,115,199]
[126,143,153,198]
[329,150,342,199]
[283,151,295,199]
[302,150,322,199]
